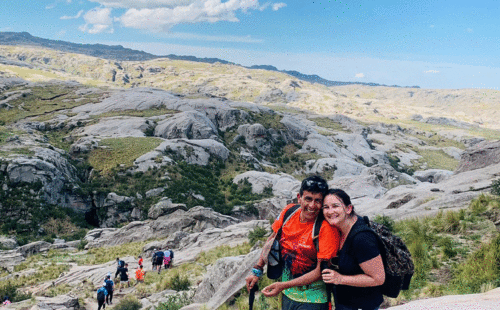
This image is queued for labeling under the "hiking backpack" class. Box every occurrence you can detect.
[97,290,105,301]
[119,260,125,267]
[105,279,113,292]
[349,216,414,298]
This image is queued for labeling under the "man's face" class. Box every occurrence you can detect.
[297,190,324,222]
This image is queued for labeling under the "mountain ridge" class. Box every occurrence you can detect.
[0,31,419,89]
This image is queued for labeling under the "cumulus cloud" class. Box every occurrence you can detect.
[429,25,434,28]
[466,28,473,33]
[61,10,84,20]
[83,0,279,32]
[79,7,114,34]
[424,70,440,73]
[272,3,286,11]
[355,73,365,78]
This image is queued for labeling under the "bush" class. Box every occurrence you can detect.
[491,179,500,196]
[156,292,193,310]
[248,226,268,246]
[0,281,31,302]
[373,214,395,232]
[113,295,142,310]
[170,273,191,291]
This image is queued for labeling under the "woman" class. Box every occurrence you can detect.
[321,189,385,310]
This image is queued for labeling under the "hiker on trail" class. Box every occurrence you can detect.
[3,296,11,305]
[115,262,130,292]
[321,189,385,310]
[151,249,157,270]
[104,274,114,305]
[138,255,143,267]
[155,249,165,274]
[245,176,340,310]
[97,284,108,310]
[163,248,171,269]
[135,265,146,284]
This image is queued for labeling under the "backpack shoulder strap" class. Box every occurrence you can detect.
[312,214,323,252]
[278,204,300,235]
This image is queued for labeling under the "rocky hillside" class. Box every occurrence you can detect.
[0,41,500,310]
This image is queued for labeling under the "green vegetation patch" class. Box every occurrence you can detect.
[414,148,459,171]
[312,117,351,133]
[92,107,179,119]
[88,137,163,175]
[81,241,147,265]
[0,84,102,125]
[196,243,252,266]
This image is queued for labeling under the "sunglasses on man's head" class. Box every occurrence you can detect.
[304,179,327,190]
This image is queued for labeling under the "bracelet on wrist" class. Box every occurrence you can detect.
[251,268,263,278]
[253,265,264,271]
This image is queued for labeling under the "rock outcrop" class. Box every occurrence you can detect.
[455,140,500,173]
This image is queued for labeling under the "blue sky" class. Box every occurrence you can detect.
[1,0,499,89]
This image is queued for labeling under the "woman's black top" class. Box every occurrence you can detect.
[330,216,383,310]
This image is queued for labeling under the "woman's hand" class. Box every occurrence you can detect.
[261,282,285,297]
[321,268,344,285]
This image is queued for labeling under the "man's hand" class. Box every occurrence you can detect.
[261,282,284,297]
[245,274,259,293]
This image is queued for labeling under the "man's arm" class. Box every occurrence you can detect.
[245,231,277,292]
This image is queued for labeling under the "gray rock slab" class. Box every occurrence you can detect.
[154,111,218,140]
[233,171,300,198]
[75,116,152,138]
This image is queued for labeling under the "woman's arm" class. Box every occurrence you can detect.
[322,255,385,287]
[261,259,325,297]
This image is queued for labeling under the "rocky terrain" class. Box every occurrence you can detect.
[0,38,499,310]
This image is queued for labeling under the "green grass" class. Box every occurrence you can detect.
[88,137,163,175]
[0,84,102,125]
[80,241,148,265]
[414,148,459,171]
[312,117,351,132]
[195,243,252,266]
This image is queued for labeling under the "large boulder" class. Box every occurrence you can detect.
[236,123,272,154]
[305,158,365,179]
[233,171,300,198]
[387,287,500,310]
[85,206,241,248]
[154,111,219,140]
[30,295,79,310]
[280,115,318,141]
[156,139,230,165]
[413,169,454,183]
[148,198,188,220]
[455,140,500,173]
[0,236,18,249]
[74,116,154,138]
[0,250,25,272]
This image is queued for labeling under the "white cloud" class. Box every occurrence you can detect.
[429,25,434,28]
[84,1,277,32]
[61,10,85,20]
[0,27,13,31]
[466,28,473,33]
[79,7,114,34]
[355,73,365,78]
[272,3,286,11]
[424,70,440,73]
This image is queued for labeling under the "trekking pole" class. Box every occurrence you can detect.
[249,283,259,310]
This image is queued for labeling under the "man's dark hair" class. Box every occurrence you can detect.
[300,175,328,196]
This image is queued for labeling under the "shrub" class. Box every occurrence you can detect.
[170,273,191,291]
[156,292,193,310]
[113,295,142,310]
[449,235,500,294]
[491,179,500,196]
[373,214,395,232]
[248,226,269,246]
[0,280,31,302]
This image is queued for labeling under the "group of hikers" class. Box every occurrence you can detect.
[246,175,410,310]
[96,248,174,309]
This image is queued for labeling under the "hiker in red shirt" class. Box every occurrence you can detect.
[135,265,146,284]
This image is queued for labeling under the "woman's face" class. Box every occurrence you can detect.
[322,194,350,227]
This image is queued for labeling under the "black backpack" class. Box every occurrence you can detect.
[348,216,414,298]
[119,260,125,267]
[267,204,323,279]
[97,290,105,301]
[105,279,113,292]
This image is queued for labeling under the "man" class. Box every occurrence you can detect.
[115,263,130,292]
[135,265,146,284]
[245,176,340,310]
[155,249,165,274]
[104,274,114,305]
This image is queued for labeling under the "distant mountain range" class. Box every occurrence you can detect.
[0,31,418,88]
